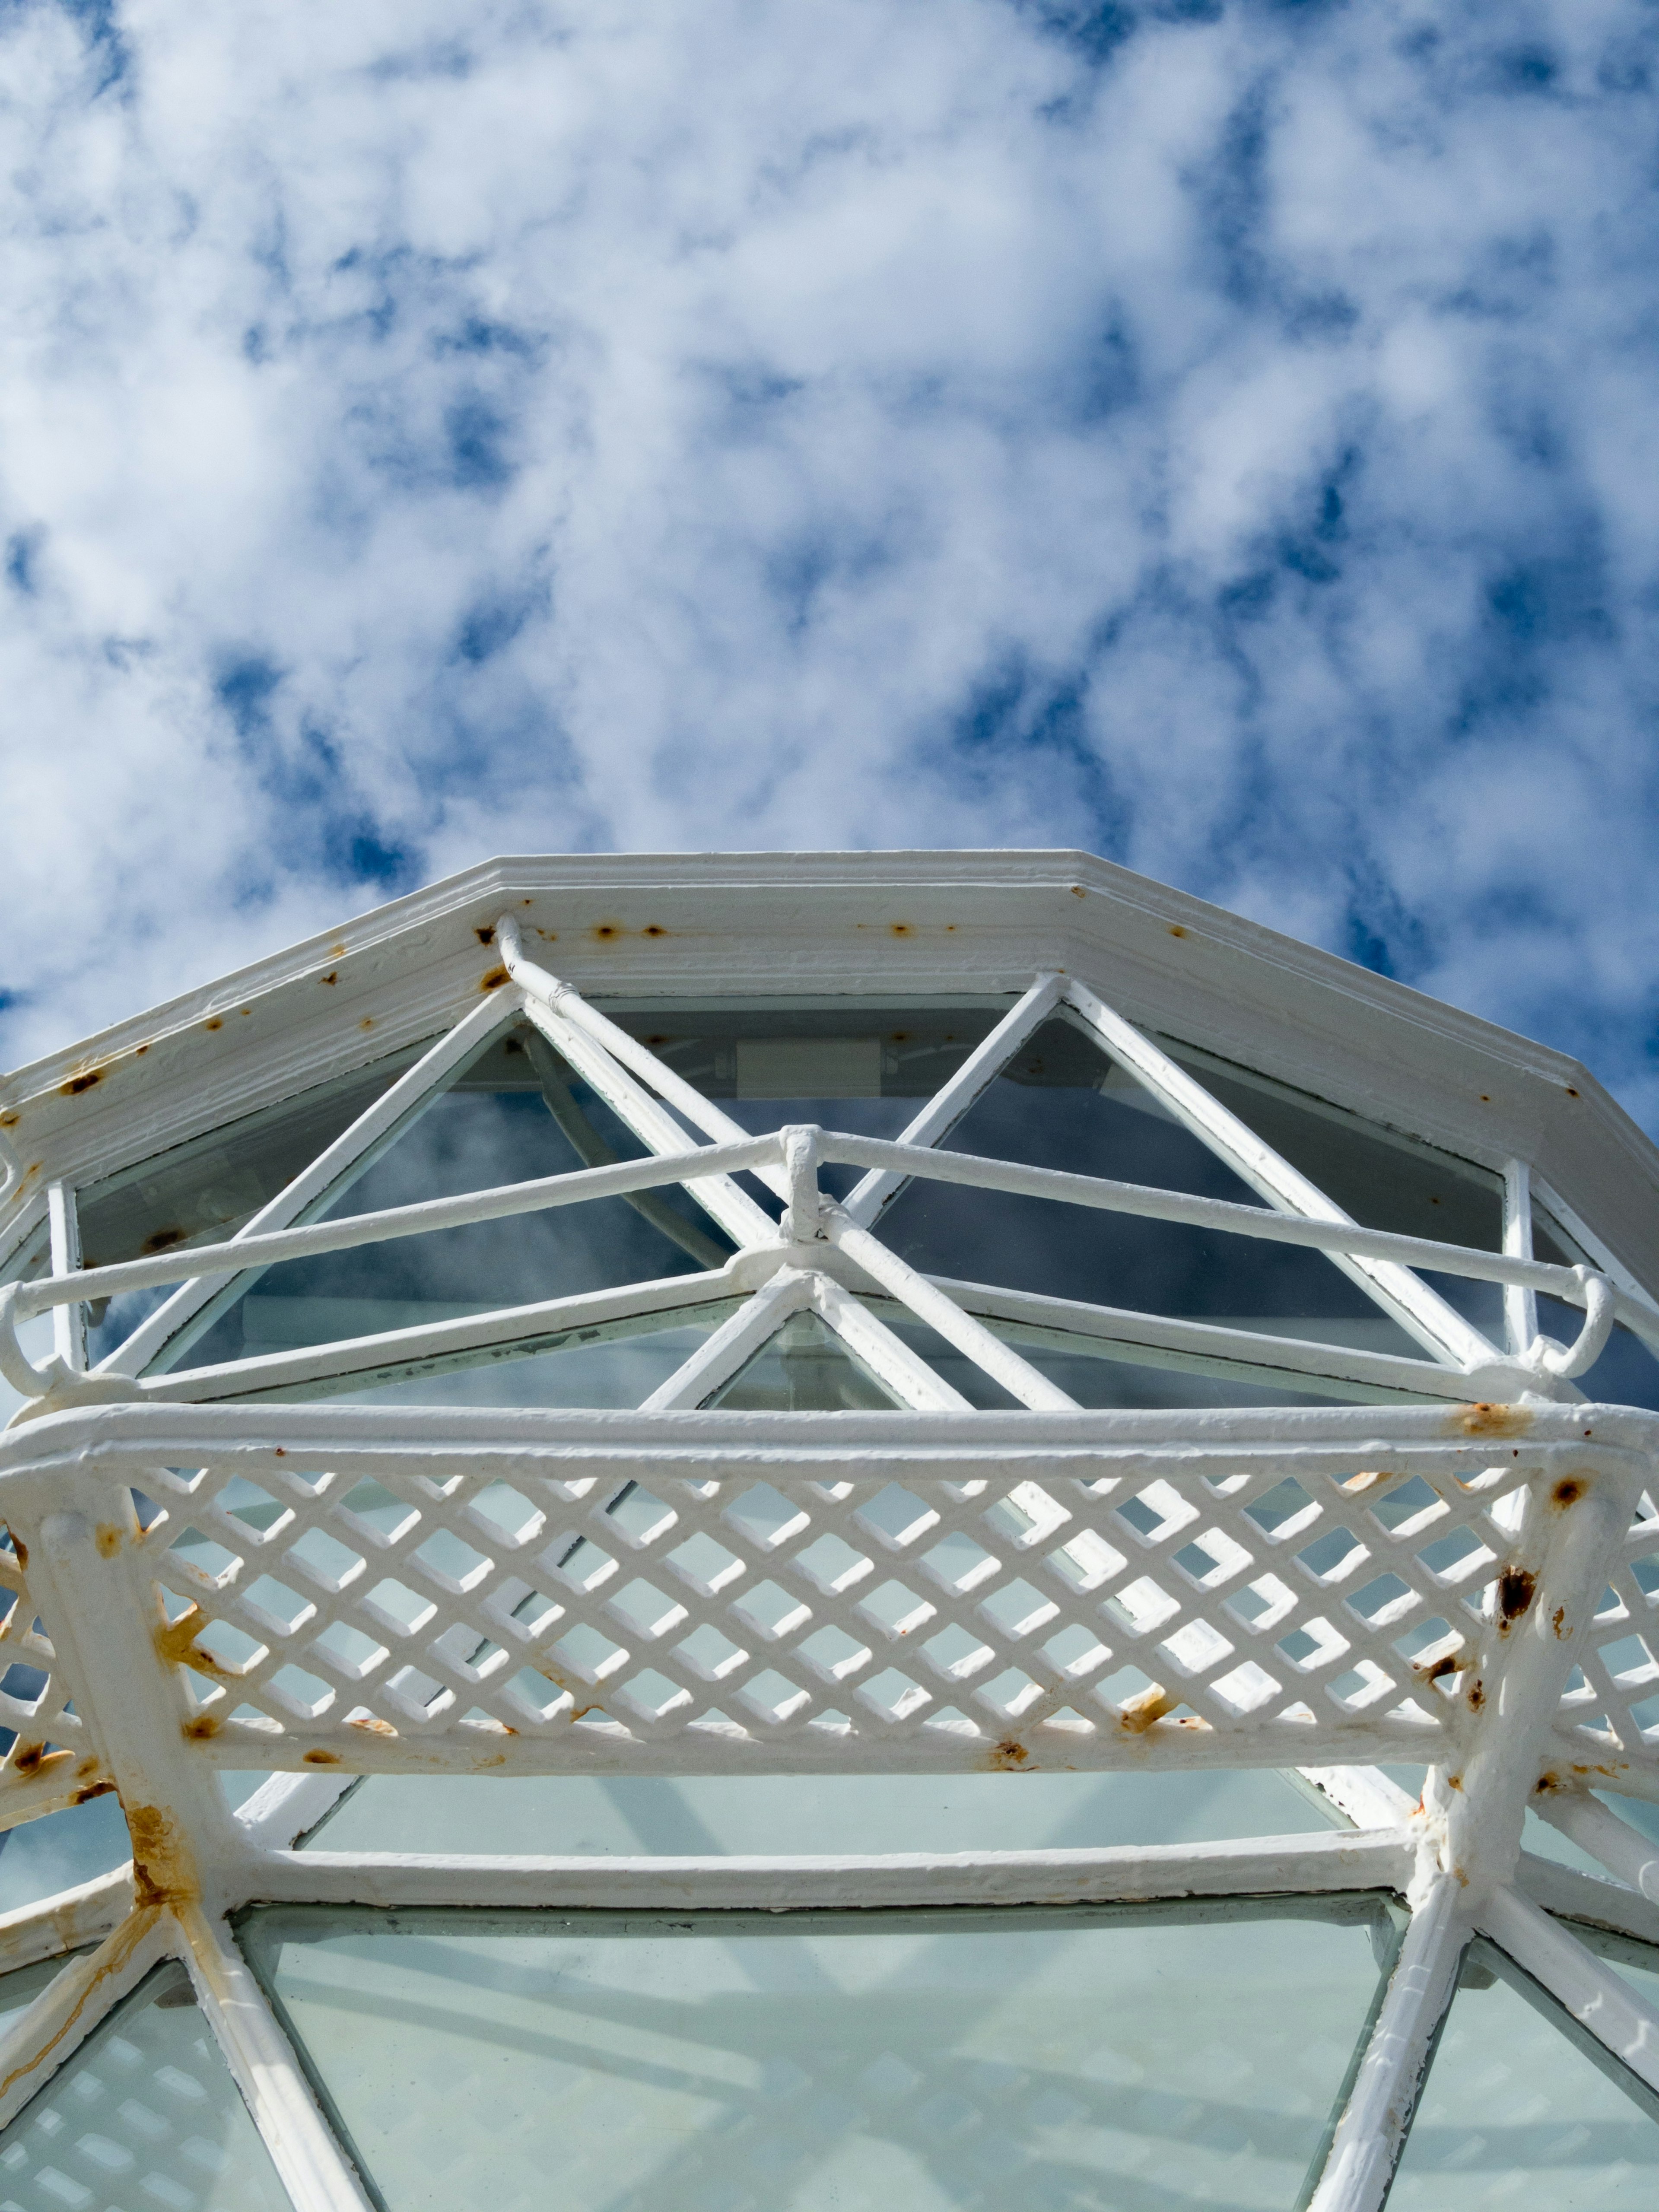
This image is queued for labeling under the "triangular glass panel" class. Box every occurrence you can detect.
[0,1959,292,2210]
[1168,1041,1507,1341]
[866,1303,1423,1410]
[234,1308,736,1410]
[878,1011,1424,1357]
[160,1021,737,1376]
[705,1309,903,1410]
[240,1896,1394,2212]
[604,999,1008,1202]
[1390,1935,1659,2202]
[79,1040,431,1363]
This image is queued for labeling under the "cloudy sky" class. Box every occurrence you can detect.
[4,1,1658,1125]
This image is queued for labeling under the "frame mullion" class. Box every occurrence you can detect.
[1060,975,1500,1371]
[519,997,776,1249]
[101,989,530,1380]
[840,972,1066,1227]
[45,1183,85,1374]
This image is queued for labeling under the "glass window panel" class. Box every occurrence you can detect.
[78,1043,429,1364]
[228,1310,733,1409]
[706,1311,903,1410]
[303,1764,1337,1857]
[0,1796,132,1916]
[173,1023,735,1374]
[0,1958,290,2212]
[1392,1936,1659,2207]
[878,1014,1426,1358]
[876,1307,1422,1409]
[244,1897,1395,2212]
[1169,1043,1507,1339]
[605,1000,1008,1201]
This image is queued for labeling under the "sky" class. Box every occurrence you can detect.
[3,0,1659,1128]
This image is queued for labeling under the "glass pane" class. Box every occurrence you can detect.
[606,1000,1008,1200]
[706,1310,903,1410]
[232,1310,732,1409]
[0,1959,290,2211]
[880,1014,1426,1357]
[878,1308,1417,1409]
[245,1898,1395,2212]
[1392,1936,1659,2206]
[1171,1044,1506,1338]
[175,1022,735,1374]
[304,1764,1337,1856]
[0,1797,132,1916]
[79,1042,428,1363]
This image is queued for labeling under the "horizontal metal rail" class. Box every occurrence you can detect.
[0,1126,1624,1399]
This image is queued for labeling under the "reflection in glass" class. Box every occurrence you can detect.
[607,1001,1006,1201]
[1170,1044,1506,1338]
[0,1796,133,1917]
[244,1897,1395,2212]
[238,1311,732,1409]
[879,1014,1429,1358]
[1392,1936,1659,2207]
[303,1764,1337,1858]
[0,1960,290,2212]
[172,1023,735,1374]
[876,1308,1409,1409]
[706,1311,902,1410]
[78,1043,428,1364]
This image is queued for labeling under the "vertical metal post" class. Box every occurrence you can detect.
[45,1183,85,1375]
[1503,1159,1538,1358]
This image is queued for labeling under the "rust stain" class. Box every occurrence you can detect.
[182,1714,220,1740]
[126,1803,197,1907]
[1414,1652,1460,1685]
[11,1743,45,1778]
[1553,1606,1568,1638]
[1168,924,1187,938]
[273,1446,287,1456]
[1451,1402,1533,1440]
[1445,1772,1464,1791]
[479,966,509,992]
[153,1605,235,1680]
[643,924,666,938]
[302,1749,341,1766]
[320,970,337,985]
[474,925,496,945]
[1552,1478,1586,1509]
[1566,1087,1580,1098]
[94,1525,123,1560]
[359,1017,374,1031]
[1497,1566,1537,1628]
[59,1070,104,1096]
[135,1043,149,1055]
[0,1114,15,1129]
[1536,1771,1560,1793]
[1466,1678,1485,1711]
[1344,1470,1390,1494]
[203,1018,222,1033]
[11,1537,28,1572]
[1118,1685,1175,1734]
[592,924,619,941]
[71,1779,114,1805]
[345,1714,397,1737]
[0,1905,165,2101]
[983,1738,1031,1770]
[889,922,913,936]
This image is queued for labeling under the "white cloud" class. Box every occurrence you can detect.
[1,0,1657,1130]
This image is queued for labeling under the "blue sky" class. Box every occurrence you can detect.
[4,1,1659,1128]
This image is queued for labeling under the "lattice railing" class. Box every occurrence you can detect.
[65,1433,1567,1775]
[0,1530,108,1820]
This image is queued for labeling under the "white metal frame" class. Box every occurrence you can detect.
[0,866,1656,2210]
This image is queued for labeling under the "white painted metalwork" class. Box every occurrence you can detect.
[0,851,1656,2209]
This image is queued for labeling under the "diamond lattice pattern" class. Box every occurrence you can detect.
[132,1451,1545,1768]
